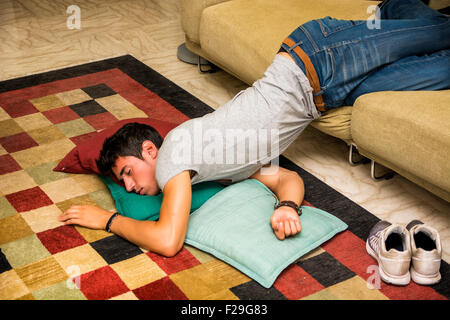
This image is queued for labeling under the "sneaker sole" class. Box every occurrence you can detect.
[366,240,410,286]
[410,265,441,285]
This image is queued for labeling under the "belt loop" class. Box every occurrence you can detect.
[289,41,302,52]
[314,90,324,96]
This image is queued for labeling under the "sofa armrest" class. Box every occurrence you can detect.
[351,90,450,198]
[181,0,231,45]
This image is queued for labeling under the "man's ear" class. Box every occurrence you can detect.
[141,140,158,159]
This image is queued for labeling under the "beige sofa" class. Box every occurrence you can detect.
[180,0,450,202]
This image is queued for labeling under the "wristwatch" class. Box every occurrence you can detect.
[274,200,302,216]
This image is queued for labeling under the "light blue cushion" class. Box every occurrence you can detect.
[185,179,348,288]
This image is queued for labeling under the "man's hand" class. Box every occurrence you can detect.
[58,205,113,230]
[250,165,305,240]
[271,206,302,240]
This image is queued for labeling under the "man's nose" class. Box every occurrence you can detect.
[123,176,135,192]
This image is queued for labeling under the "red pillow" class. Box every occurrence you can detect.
[53,118,179,175]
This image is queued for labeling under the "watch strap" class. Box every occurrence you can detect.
[274,200,302,216]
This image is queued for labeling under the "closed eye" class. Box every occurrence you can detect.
[119,166,131,181]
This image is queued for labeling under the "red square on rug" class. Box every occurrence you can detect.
[0,154,22,175]
[274,264,325,300]
[42,106,80,124]
[379,277,447,300]
[79,266,129,300]
[0,131,39,153]
[133,276,188,300]
[83,112,119,131]
[37,225,87,254]
[1,100,39,118]
[146,247,201,275]
[321,230,374,277]
[6,186,53,212]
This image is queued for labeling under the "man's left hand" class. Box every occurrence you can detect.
[270,206,302,240]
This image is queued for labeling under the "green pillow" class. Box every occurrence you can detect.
[184,179,348,288]
[98,175,225,221]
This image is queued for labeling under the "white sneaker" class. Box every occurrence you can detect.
[406,220,442,285]
[366,221,411,286]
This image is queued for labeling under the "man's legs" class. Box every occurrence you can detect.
[280,0,450,109]
[378,0,444,20]
[344,48,450,106]
[341,0,450,105]
[344,0,450,105]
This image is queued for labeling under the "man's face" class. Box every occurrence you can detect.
[111,141,161,196]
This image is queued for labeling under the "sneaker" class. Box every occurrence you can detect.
[406,220,442,285]
[366,221,411,286]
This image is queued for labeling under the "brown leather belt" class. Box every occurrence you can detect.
[282,38,326,112]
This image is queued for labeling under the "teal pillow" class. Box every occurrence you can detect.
[184,179,348,288]
[98,175,225,221]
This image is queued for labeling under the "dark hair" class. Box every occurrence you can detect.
[96,122,163,176]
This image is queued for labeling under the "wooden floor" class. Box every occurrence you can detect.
[1,0,448,261]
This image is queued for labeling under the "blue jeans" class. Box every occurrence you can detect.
[280,0,450,110]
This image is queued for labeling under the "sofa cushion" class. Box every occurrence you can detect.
[181,0,230,45]
[311,106,353,143]
[351,90,450,195]
[200,0,380,85]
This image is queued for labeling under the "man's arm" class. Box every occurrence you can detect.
[110,170,191,256]
[59,170,192,257]
[249,165,304,240]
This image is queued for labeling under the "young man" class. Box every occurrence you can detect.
[59,0,450,257]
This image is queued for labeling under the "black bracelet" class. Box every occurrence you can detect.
[274,200,302,216]
[105,212,120,232]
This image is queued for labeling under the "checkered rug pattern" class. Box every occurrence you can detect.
[0,55,448,300]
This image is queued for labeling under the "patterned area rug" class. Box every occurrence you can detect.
[0,55,448,300]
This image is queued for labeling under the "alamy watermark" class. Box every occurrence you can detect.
[66,265,81,290]
[367,5,381,30]
[66,5,81,30]
[169,123,280,175]
[366,265,382,290]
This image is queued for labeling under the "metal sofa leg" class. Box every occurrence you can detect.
[197,56,219,74]
[370,160,396,181]
[177,43,218,74]
[349,144,395,180]
[348,143,370,166]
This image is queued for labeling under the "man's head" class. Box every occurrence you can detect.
[97,122,163,195]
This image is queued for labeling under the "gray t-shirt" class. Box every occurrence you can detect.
[155,55,320,191]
